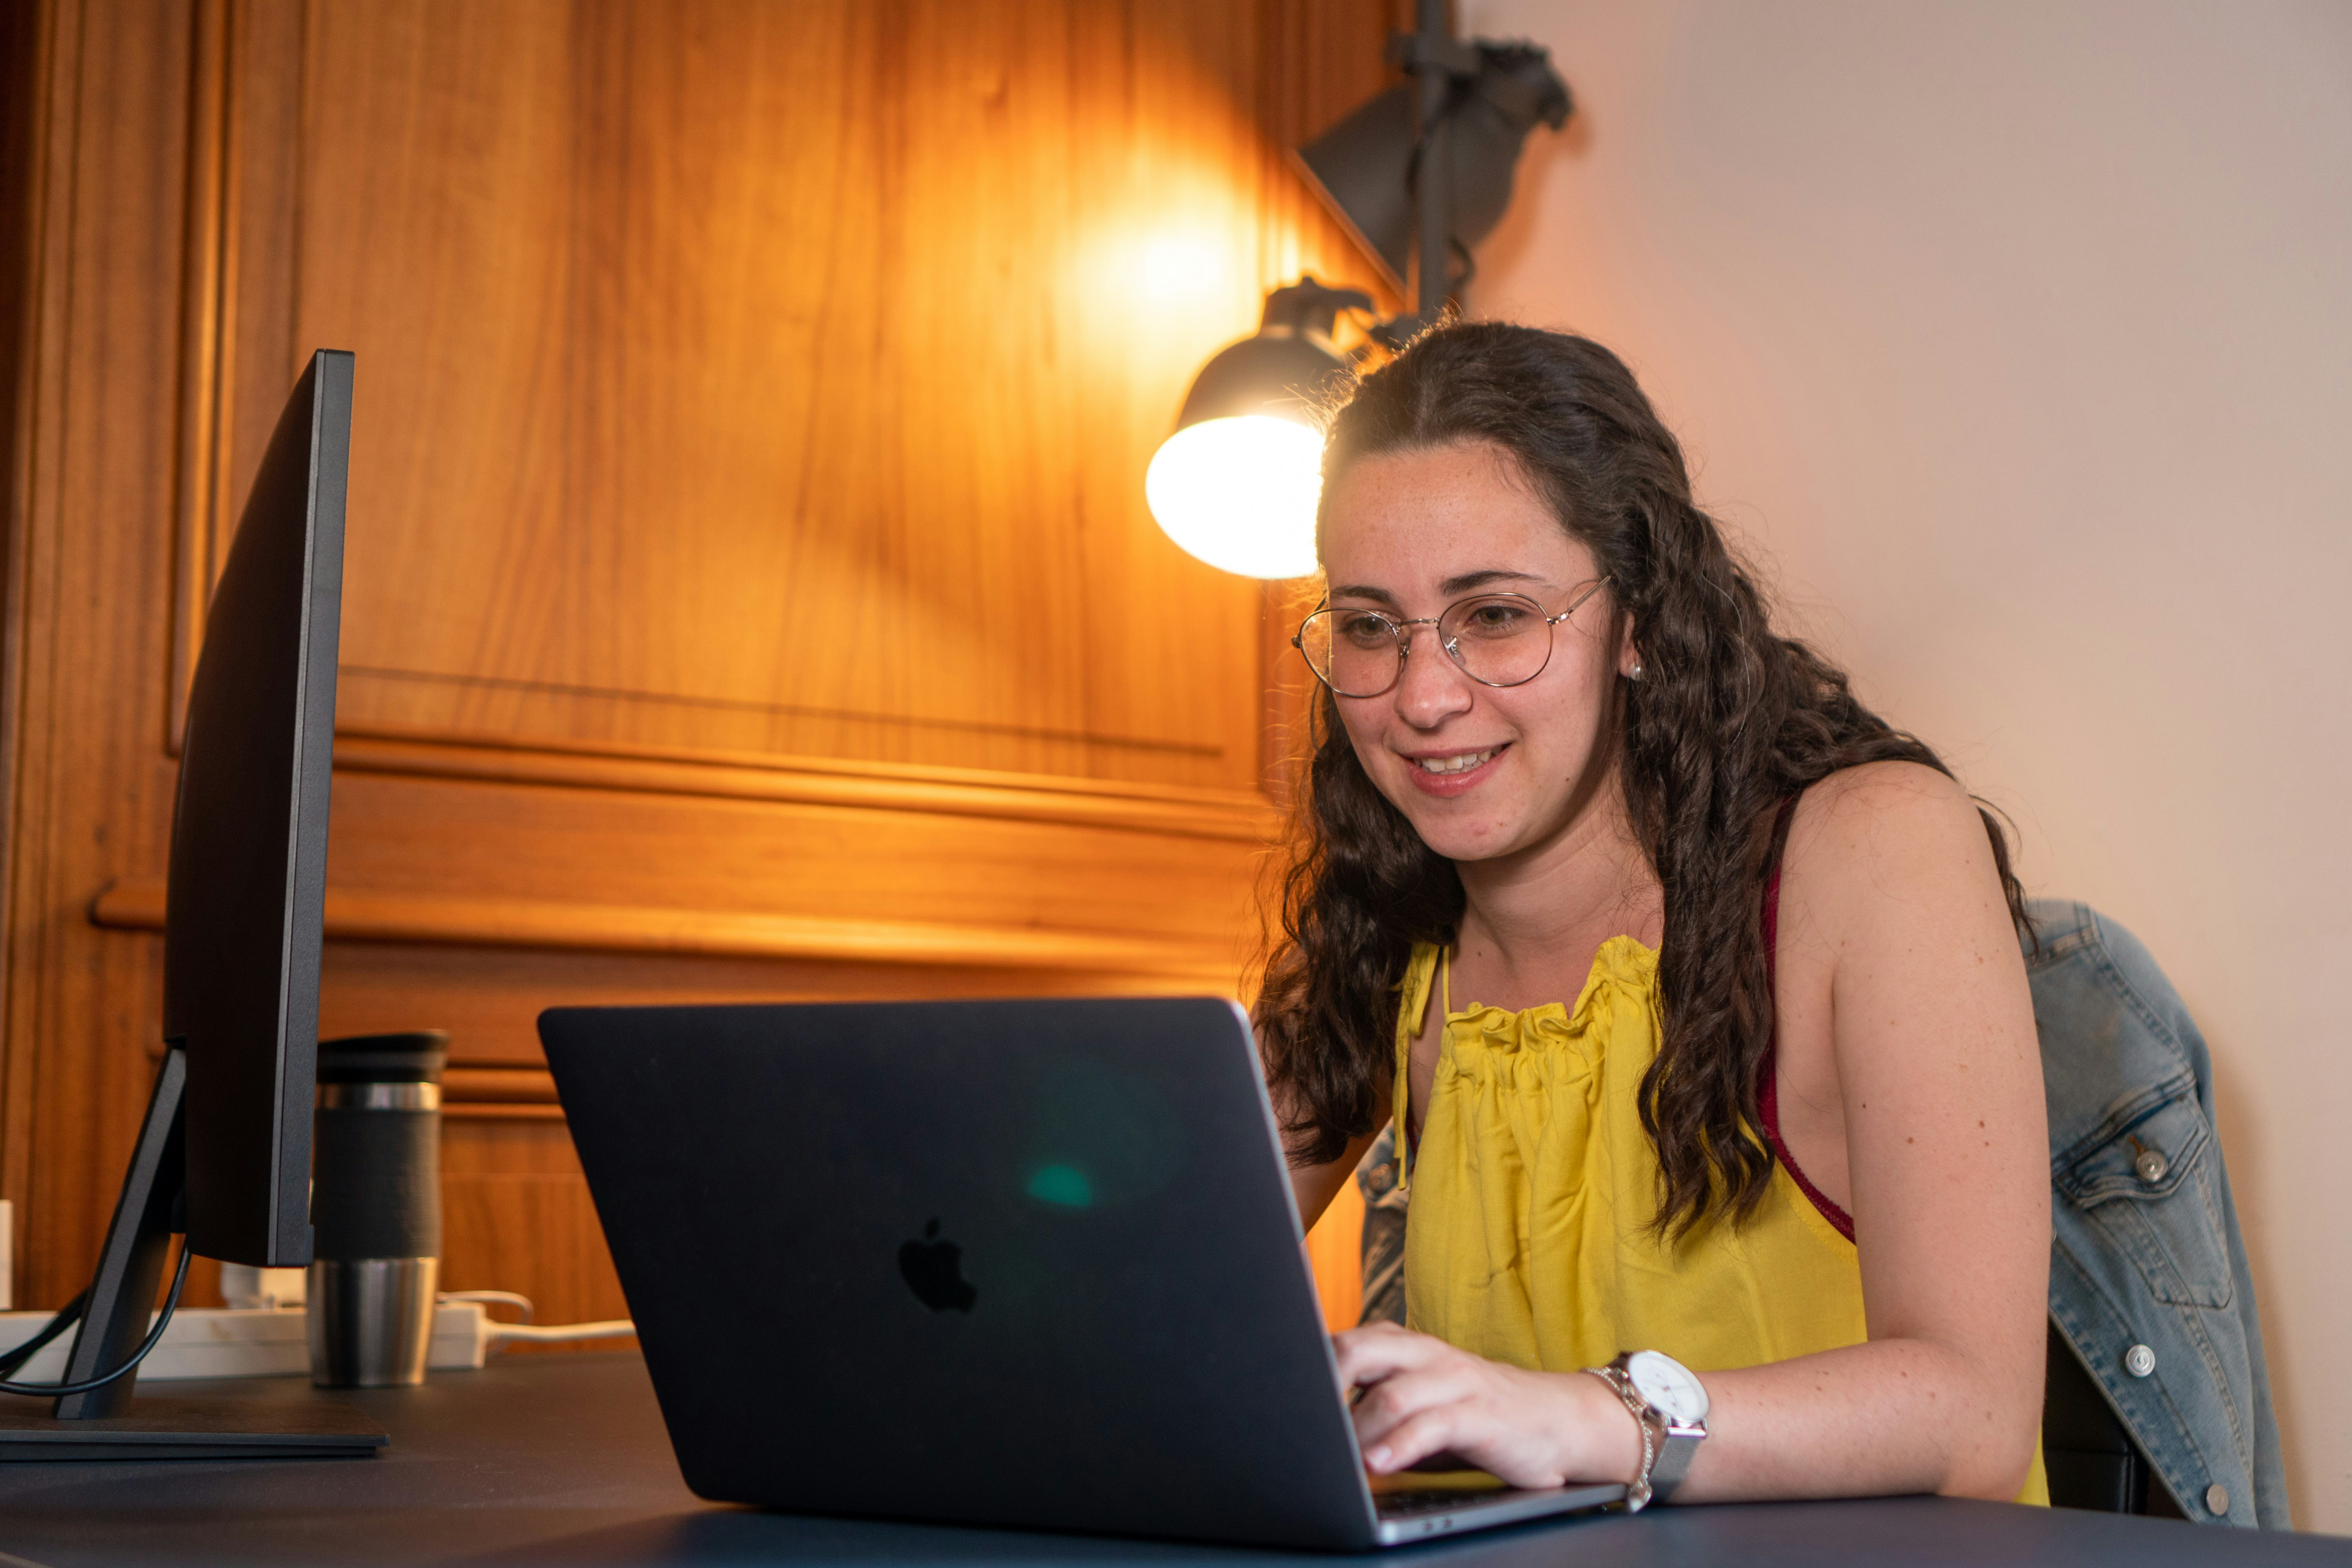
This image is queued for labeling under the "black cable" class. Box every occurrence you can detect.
[0,1289,88,1376]
[0,1241,191,1399]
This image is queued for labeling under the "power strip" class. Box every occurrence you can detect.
[0,1301,498,1382]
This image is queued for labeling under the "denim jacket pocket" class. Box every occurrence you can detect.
[2053,1075,2233,1310]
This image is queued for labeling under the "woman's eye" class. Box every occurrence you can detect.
[1460,602,1533,636]
[1336,613,1394,648]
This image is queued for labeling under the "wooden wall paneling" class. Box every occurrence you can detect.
[439,1118,630,1351]
[163,0,227,749]
[168,0,305,744]
[311,942,1259,1080]
[7,0,1403,1320]
[263,0,1203,784]
[270,0,1395,789]
[2,0,203,1307]
[0,0,55,1260]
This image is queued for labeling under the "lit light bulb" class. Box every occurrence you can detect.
[1144,415,1323,580]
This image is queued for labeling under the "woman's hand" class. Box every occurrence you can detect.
[1332,1322,1644,1489]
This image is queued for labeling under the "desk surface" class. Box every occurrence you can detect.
[0,1352,2343,1567]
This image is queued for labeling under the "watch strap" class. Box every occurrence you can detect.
[1646,1415,1702,1503]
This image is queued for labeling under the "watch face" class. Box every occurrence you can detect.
[1626,1350,1709,1426]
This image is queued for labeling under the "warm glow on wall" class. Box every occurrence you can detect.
[1137,237,1228,302]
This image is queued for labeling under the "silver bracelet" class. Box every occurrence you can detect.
[1585,1363,1663,1511]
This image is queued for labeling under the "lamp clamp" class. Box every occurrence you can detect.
[1386,30,1483,82]
[1259,278,1375,345]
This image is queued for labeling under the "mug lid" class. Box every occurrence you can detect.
[317,1029,451,1084]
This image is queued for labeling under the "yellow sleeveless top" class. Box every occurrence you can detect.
[1392,938,2047,1506]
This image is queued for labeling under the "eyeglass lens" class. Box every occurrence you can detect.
[1296,594,1561,698]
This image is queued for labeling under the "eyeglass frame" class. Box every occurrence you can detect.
[1290,578,1613,699]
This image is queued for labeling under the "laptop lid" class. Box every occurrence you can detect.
[541,996,1383,1550]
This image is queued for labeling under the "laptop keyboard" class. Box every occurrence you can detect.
[1374,1486,1514,1518]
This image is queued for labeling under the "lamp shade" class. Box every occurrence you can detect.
[1169,332,1350,430]
[1144,417,1325,579]
[1145,281,1365,581]
[1293,42,1571,297]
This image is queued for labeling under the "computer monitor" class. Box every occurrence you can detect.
[0,351,381,1457]
[169,348,347,1267]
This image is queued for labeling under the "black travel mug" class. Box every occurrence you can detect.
[308,1030,449,1387]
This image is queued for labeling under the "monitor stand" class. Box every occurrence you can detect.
[0,1046,385,1459]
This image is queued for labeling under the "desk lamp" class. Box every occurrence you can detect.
[1144,0,1571,580]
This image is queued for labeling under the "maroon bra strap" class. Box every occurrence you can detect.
[1758,800,1857,1243]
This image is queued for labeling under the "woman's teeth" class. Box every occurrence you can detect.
[1417,748,1497,775]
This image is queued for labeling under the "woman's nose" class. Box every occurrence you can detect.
[1391,626,1472,725]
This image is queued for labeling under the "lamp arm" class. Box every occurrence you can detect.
[1412,0,1455,321]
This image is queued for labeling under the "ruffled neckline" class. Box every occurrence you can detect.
[1444,933,1659,1032]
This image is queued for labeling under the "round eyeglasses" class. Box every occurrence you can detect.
[1292,580,1610,699]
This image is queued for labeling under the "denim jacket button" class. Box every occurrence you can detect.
[2205,1483,2229,1516]
[2124,1343,2157,1377]
[2135,1148,2169,1183]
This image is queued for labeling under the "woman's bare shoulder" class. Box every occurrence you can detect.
[1797,757,1977,821]
[1782,761,2004,933]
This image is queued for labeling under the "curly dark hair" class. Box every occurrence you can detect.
[1254,322,2029,1238]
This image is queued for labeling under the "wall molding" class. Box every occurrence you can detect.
[90,877,1245,987]
[338,666,1227,762]
[443,1066,561,1121]
[330,723,1281,844]
[131,1058,570,1121]
[443,1066,558,1104]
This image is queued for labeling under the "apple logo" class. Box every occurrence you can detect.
[898,1218,978,1312]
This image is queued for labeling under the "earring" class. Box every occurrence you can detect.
[1628,662,1644,681]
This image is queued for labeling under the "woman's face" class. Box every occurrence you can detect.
[1314,441,1628,866]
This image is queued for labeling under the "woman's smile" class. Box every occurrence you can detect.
[1401,741,1511,794]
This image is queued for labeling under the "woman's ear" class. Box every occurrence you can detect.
[1615,612,1642,681]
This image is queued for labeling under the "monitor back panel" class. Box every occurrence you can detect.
[540,996,1378,1550]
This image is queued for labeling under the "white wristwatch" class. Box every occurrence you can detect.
[1586,1350,1710,1511]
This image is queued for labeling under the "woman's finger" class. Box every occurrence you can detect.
[1363,1403,1470,1474]
[1330,1323,1452,1389]
[1348,1365,1476,1448]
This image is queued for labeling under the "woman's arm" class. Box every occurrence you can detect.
[1334,763,2049,1501]
[1258,1010,1392,1234]
[1289,1128,1384,1233]
[1277,1079,1387,1234]
[1690,762,2049,1500]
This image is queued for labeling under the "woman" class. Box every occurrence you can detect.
[1257,323,2050,1506]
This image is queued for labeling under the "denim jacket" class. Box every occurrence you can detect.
[1354,899,2288,1525]
[2029,899,2287,1526]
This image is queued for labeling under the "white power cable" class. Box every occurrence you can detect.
[437,1290,633,1357]
[439,1289,535,1325]
[481,1319,637,1348]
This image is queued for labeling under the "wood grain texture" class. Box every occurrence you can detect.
[336,726,1279,843]
[0,0,1399,1320]
[94,876,1247,984]
[196,0,1401,789]
[439,1118,631,1346]
[1,0,204,1313]
[310,941,1246,1074]
[0,0,48,1250]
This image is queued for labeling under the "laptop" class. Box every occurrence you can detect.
[539,996,1624,1550]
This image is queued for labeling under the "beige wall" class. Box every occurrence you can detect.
[1461,0,2352,1531]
